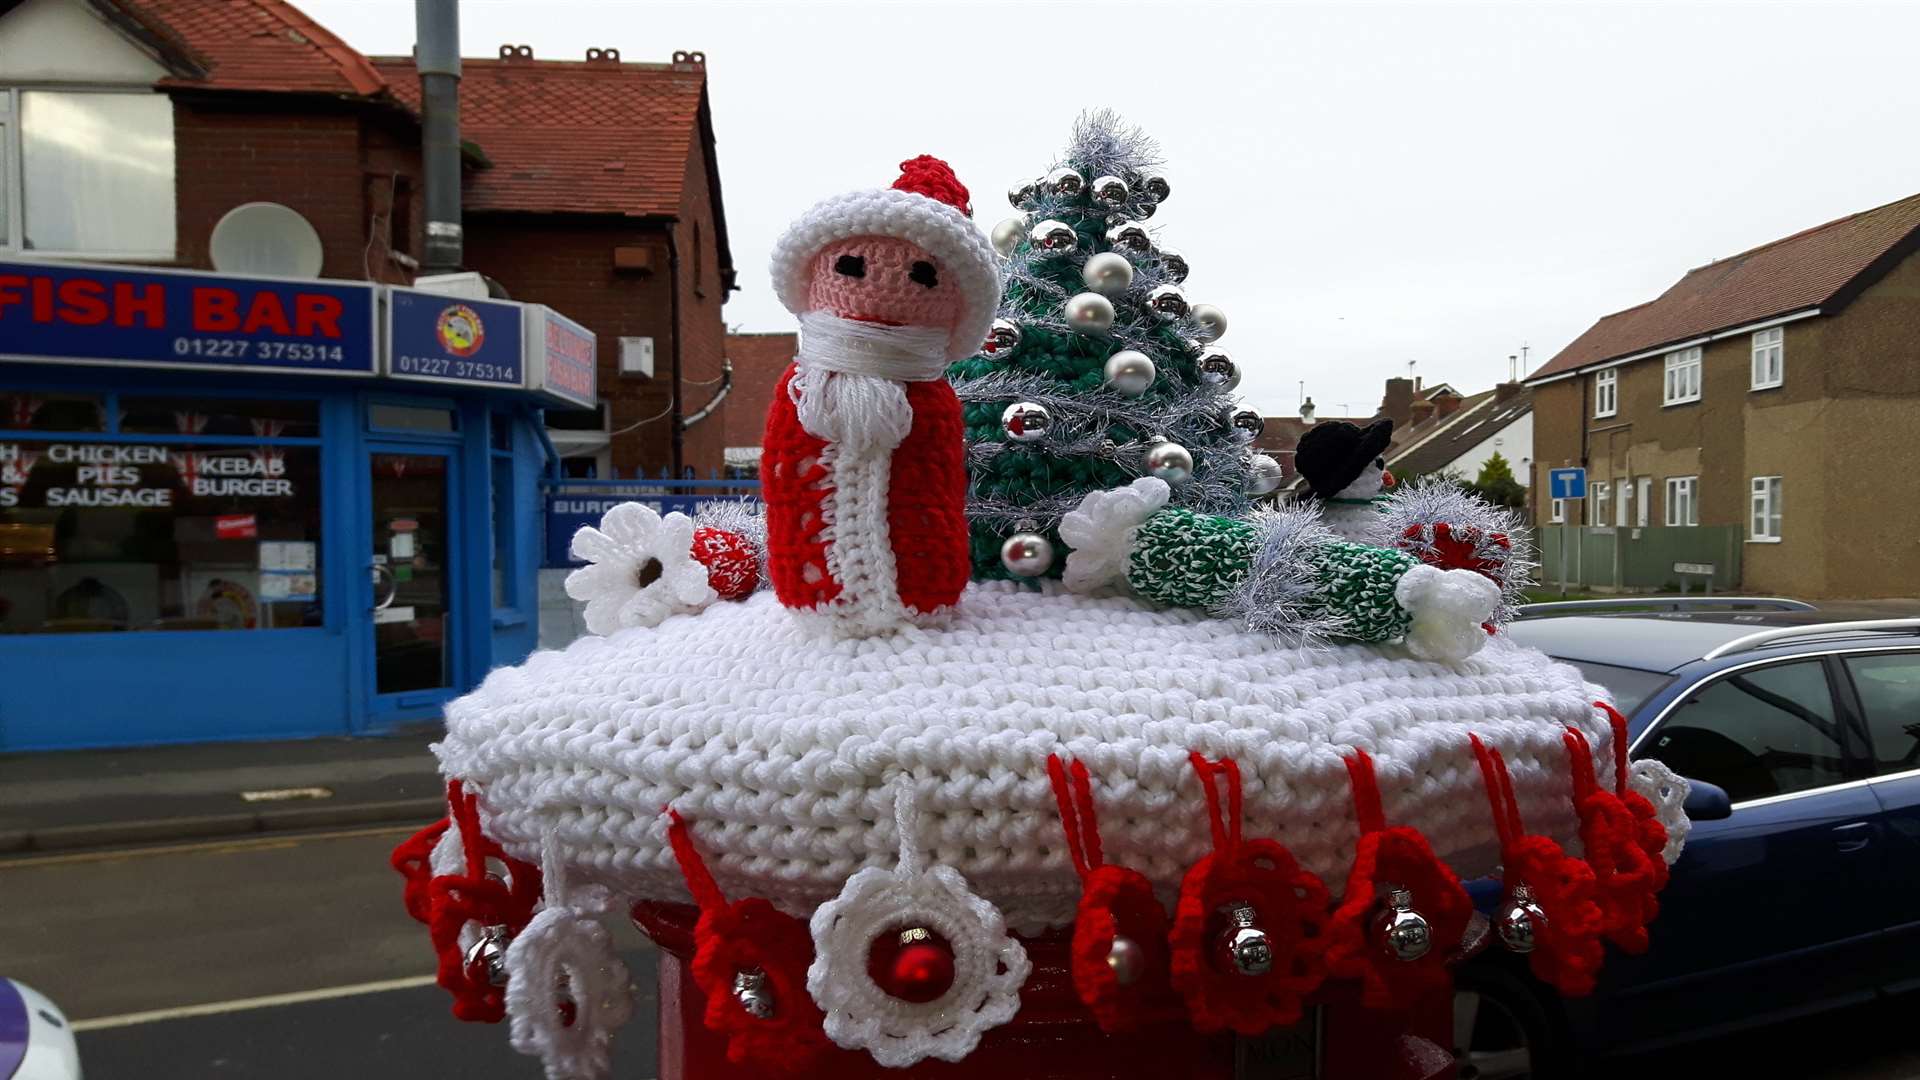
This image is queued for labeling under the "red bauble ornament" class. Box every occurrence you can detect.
[869,928,957,1003]
[691,525,759,601]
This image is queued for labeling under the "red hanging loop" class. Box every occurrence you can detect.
[1470,737,1607,995]
[1595,700,1671,872]
[1324,749,1473,1012]
[391,815,451,925]
[1046,754,1170,1033]
[419,780,543,1023]
[1169,752,1330,1035]
[664,808,834,1071]
[1563,727,1666,953]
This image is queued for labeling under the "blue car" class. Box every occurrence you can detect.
[1448,599,1920,1078]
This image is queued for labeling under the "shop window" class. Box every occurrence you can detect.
[1,437,323,633]
[491,454,514,608]
[118,397,319,439]
[3,391,103,432]
[368,403,455,433]
[9,90,176,257]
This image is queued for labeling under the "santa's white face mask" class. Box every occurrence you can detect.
[790,311,951,456]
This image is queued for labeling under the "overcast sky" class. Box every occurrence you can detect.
[304,0,1920,420]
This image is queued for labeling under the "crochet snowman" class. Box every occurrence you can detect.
[1295,418,1396,542]
[761,156,1001,636]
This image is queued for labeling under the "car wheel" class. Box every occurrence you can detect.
[1453,964,1567,1080]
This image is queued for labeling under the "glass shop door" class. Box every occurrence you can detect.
[367,448,459,714]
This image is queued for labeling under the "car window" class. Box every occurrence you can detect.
[1846,653,1920,776]
[1636,660,1846,803]
[1558,659,1672,717]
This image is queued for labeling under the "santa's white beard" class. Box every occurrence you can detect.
[790,311,949,457]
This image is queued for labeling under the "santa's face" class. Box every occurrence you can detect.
[805,236,963,330]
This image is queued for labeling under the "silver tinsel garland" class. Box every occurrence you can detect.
[1376,480,1536,622]
[1215,505,1349,648]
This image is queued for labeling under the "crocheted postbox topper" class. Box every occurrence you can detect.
[761,156,1002,636]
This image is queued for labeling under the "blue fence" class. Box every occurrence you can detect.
[544,472,761,566]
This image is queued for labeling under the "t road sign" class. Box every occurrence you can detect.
[1548,467,1588,500]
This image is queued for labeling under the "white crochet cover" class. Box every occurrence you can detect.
[437,581,1618,935]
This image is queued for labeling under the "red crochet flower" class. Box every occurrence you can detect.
[1169,754,1330,1035]
[691,525,759,601]
[416,781,542,1023]
[1403,522,1510,580]
[1047,756,1170,1033]
[1472,737,1607,997]
[1597,701,1672,873]
[667,809,833,1072]
[391,816,450,925]
[1323,751,1473,1012]
[1564,728,1665,954]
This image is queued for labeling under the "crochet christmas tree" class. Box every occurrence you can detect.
[952,112,1281,582]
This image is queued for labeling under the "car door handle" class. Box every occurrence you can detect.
[1832,821,1873,854]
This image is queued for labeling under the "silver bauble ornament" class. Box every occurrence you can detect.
[1105,220,1152,255]
[1141,174,1171,203]
[1044,166,1085,197]
[1008,180,1036,209]
[1246,453,1285,497]
[1030,219,1078,256]
[1000,531,1055,578]
[1158,248,1191,283]
[1064,292,1116,335]
[1496,884,1547,954]
[1190,303,1228,343]
[1081,251,1135,296]
[1197,348,1240,390]
[1144,283,1190,322]
[732,968,776,1019]
[1217,903,1273,976]
[984,318,1022,355]
[1229,408,1265,438]
[1375,888,1433,962]
[1001,401,1052,443]
[1134,199,1156,220]
[1090,175,1129,209]
[463,924,512,987]
[1106,935,1144,987]
[990,215,1027,258]
[1103,350,1156,397]
[1144,440,1194,485]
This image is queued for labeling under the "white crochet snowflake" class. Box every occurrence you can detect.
[1628,757,1692,865]
[504,884,635,1080]
[564,503,716,635]
[1058,477,1170,593]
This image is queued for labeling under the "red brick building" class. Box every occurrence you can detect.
[720,331,796,476]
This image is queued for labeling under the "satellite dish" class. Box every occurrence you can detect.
[209,202,324,278]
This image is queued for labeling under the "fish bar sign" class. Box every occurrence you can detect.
[0,258,377,377]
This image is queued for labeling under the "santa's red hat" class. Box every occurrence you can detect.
[768,155,1002,362]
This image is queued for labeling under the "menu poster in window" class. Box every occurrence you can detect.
[0,259,377,376]
[386,288,525,390]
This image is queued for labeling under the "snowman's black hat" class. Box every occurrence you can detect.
[1295,418,1394,499]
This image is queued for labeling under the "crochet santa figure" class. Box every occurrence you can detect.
[762,156,1001,635]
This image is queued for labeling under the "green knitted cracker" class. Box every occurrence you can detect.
[1126,507,1260,608]
[1306,541,1417,643]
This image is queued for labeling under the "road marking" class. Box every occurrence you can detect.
[70,974,440,1032]
[0,823,419,870]
[238,786,335,802]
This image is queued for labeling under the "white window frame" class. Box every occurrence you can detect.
[1663,346,1702,406]
[1635,477,1651,528]
[1590,481,1611,526]
[1614,476,1632,526]
[0,85,177,259]
[1665,475,1698,527]
[1550,497,1565,524]
[1751,327,1784,390]
[1593,368,1617,418]
[1750,476,1783,542]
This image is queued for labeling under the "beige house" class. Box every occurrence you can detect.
[1525,192,1920,598]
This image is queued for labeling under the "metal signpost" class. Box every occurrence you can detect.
[1548,467,1588,597]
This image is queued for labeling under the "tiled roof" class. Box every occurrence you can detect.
[1387,388,1532,481]
[114,0,390,97]
[1530,191,1920,381]
[373,54,707,217]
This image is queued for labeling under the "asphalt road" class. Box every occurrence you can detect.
[3,825,1918,1079]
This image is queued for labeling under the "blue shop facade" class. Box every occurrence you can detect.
[0,257,597,751]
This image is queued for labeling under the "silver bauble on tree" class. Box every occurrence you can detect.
[1030,219,1078,256]
[1000,401,1052,443]
[1216,903,1272,976]
[1089,175,1128,209]
[1496,885,1546,954]
[983,318,1022,355]
[1374,888,1433,962]
[1103,350,1156,397]
[1247,453,1286,496]
[1229,408,1265,438]
[1008,180,1037,209]
[990,215,1027,258]
[1081,252,1135,296]
[1044,166,1085,197]
[1197,348,1240,390]
[1141,173,1171,203]
[1157,248,1190,283]
[1190,303,1228,342]
[1144,439,1194,484]
[1064,292,1116,335]
[1000,531,1055,578]
[1105,220,1152,255]
[1144,283,1189,322]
